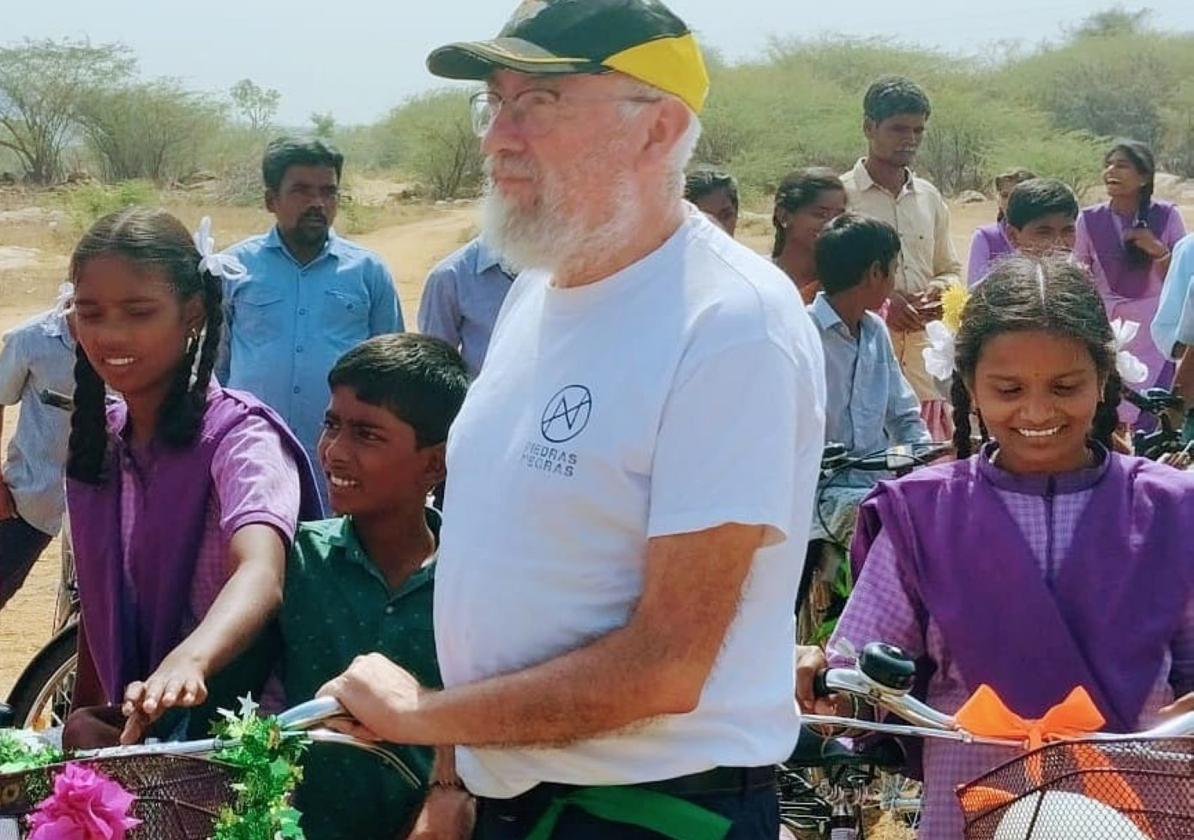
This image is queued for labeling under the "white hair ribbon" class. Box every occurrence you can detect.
[194,216,246,281]
[1109,319,1149,385]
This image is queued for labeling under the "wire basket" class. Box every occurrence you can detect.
[0,753,237,839]
[957,738,1194,839]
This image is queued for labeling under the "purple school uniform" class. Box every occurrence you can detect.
[966,222,1015,287]
[850,446,1192,730]
[67,385,323,703]
[1076,201,1187,424]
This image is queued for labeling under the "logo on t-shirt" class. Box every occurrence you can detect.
[540,385,592,443]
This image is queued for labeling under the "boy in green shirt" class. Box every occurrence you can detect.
[280,333,471,838]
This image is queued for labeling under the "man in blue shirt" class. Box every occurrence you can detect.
[809,213,929,522]
[417,238,514,377]
[0,301,76,609]
[217,138,403,503]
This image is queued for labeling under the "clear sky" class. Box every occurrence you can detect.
[10,1,1194,126]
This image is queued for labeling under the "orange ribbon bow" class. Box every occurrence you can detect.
[954,684,1106,750]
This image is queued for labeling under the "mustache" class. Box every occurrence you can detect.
[485,154,540,181]
[301,210,328,223]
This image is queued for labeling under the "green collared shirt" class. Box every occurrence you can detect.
[281,514,441,840]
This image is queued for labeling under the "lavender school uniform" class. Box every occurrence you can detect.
[850,446,1193,731]
[966,222,1015,287]
[67,386,323,710]
[1076,201,1187,424]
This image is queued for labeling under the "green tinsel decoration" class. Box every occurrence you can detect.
[210,696,307,840]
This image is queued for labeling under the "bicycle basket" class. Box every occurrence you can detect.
[957,738,1194,839]
[0,753,236,839]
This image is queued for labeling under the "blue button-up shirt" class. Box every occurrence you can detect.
[216,227,403,477]
[809,292,929,485]
[417,239,514,376]
[1152,232,1194,359]
[0,309,76,534]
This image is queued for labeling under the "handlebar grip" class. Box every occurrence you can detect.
[276,696,348,730]
[812,670,830,699]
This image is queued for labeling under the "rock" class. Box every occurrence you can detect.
[180,170,218,186]
[0,207,67,226]
[958,190,987,204]
[0,246,41,272]
[65,171,97,185]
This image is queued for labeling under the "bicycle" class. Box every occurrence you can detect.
[4,390,80,731]
[799,441,953,646]
[785,444,951,837]
[1123,387,1193,467]
[0,697,409,839]
[799,641,1194,838]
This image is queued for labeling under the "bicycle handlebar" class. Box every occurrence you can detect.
[809,659,1194,747]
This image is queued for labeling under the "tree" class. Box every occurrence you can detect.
[1071,7,1153,39]
[0,39,135,184]
[79,80,226,182]
[310,111,336,140]
[379,90,483,200]
[229,78,280,131]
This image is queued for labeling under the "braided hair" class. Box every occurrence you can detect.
[67,207,224,485]
[1105,139,1156,266]
[949,256,1120,459]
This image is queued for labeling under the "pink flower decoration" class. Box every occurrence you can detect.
[27,763,140,840]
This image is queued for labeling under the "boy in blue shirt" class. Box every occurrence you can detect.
[809,212,930,499]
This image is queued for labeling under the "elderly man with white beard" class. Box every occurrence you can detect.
[318,1,827,837]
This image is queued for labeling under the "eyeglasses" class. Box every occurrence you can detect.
[469,89,662,138]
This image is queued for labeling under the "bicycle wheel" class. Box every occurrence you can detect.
[5,622,78,730]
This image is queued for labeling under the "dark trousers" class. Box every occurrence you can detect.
[475,779,779,839]
[0,516,53,610]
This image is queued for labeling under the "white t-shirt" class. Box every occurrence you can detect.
[435,209,827,798]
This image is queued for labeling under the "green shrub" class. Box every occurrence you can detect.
[61,179,159,228]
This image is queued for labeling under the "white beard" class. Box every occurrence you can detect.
[480,158,642,278]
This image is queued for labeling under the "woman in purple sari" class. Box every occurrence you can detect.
[1075,140,1187,425]
[966,167,1036,286]
[797,258,1193,839]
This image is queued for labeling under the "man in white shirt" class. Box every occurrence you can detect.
[317,0,826,837]
[841,76,962,436]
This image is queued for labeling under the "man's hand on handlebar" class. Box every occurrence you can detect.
[795,645,852,717]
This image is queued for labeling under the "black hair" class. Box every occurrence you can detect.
[67,207,223,485]
[1105,139,1156,265]
[1004,178,1079,230]
[994,168,1037,222]
[262,137,345,192]
[863,76,932,124]
[814,212,901,295]
[328,334,470,448]
[949,256,1120,459]
[684,167,739,209]
[771,167,846,258]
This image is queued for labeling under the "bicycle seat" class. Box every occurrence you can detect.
[787,725,905,770]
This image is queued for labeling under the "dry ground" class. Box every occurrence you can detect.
[2,194,1191,839]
